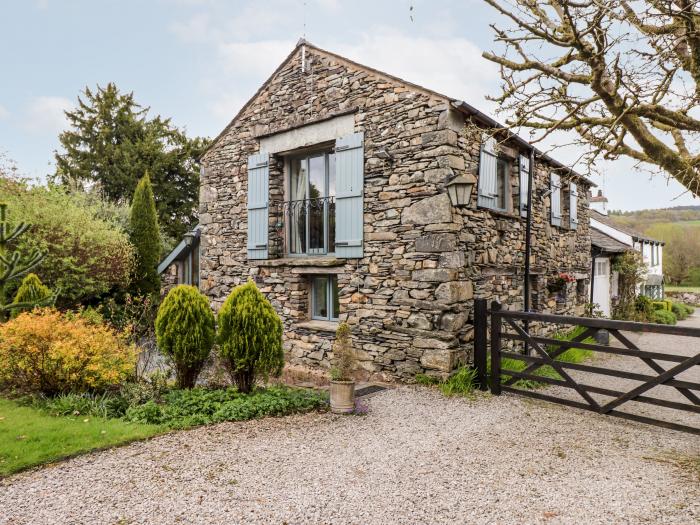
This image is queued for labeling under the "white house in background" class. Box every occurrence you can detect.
[589,191,665,316]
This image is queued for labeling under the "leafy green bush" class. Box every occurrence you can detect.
[11,273,54,317]
[122,386,327,428]
[155,285,215,389]
[217,281,284,393]
[671,302,693,320]
[0,178,134,306]
[651,309,677,325]
[635,295,654,318]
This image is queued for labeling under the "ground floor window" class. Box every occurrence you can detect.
[311,275,339,321]
[642,284,662,300]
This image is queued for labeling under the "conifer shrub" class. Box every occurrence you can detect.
[155,285,215,389]
[129,173,161,297]
[217,281,284,393]
[0,308,136,395]
[11,273,54,317]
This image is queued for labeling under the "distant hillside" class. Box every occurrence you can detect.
[608,205,700,233]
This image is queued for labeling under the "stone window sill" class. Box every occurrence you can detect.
[295,320,339,333]
[253,257,346,268]
[478,206,523,221]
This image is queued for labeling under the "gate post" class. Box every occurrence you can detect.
[473,298,488,391]
[490,301,502,396]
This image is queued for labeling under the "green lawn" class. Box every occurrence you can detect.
[665,285,700,293]
[0,398,162,476]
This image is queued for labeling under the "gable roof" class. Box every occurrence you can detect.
[200,39,595,187]
[591,227,632,254]
[590,210,664,245]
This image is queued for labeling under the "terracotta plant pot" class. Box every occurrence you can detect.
[330,380,355,414]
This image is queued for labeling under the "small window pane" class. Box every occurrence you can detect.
[312,277,329,319]
[331,276,339,320]
[496,159,509,210]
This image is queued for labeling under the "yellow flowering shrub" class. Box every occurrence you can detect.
[0,308,136,394]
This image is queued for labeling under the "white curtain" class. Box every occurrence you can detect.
[290,160,307,253]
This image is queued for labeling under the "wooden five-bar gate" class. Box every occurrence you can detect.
[473,299,700,435]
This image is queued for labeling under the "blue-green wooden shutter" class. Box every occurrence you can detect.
[334,132,364,258]
[519,154,529,217]
[477,136,498,209]
[569,182,578,230]
[550,173,562,227]
[247,152,269,259]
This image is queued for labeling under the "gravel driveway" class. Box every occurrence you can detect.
[1,327,699,524]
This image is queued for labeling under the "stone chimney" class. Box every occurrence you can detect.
[589,189,608,215]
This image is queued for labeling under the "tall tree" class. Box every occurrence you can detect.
[129,174,161,297]
[482,1,700,197]
[55,83,209,240]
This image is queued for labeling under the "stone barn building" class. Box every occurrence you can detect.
[195,40,594,380]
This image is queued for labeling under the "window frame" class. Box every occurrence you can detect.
[310,275,340,321]
[286,150,336,256]
[478,147,512,213]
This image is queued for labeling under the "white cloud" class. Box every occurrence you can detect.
[332,28,499,114]
[23,96,73,135]
[218,39,295,77]
[0,105,9,120]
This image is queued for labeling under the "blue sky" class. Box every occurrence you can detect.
[1,0,697,211]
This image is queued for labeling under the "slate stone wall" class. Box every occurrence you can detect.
[199,45,592,381]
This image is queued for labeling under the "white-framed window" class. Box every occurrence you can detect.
[311,275,339,321]
[288,151,336,256]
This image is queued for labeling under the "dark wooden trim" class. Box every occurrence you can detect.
[500,333,691,363]
[490,301,502,396]
[501,387,700,435]
[474,299,489,391]
[500,351,700,392]
[610,329,700,405]
[491,309,700,337]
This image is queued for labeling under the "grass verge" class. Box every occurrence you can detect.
[0,398,162,477]
[2,385,328,477]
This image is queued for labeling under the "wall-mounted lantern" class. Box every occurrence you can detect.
[446,176,475,207]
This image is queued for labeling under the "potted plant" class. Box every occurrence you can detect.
[329,322,356,414]
[548,272,576,302]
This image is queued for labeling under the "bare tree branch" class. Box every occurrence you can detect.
[483,0,700,197]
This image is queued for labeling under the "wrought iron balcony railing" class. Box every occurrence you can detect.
[280,196,336,255]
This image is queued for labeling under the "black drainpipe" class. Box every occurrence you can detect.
[523,148,535,354]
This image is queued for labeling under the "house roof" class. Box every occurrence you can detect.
[591,227,632,254]
[590,210,664,245]
[200,39,595,187]
[157,225,201,275]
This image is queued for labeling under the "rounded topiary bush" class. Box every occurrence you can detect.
[155,285,215,389]
[217,281,284,393]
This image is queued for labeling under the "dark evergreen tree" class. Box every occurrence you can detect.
[55,83,210,240]
[129,174,161,297]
